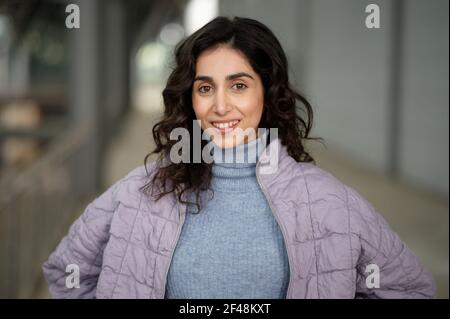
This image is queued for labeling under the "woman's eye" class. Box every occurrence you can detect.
[198,86,212,93]
[233,83,247,90]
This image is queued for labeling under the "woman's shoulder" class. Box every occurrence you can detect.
[290,161,380,224]
[278,158,349,197]
[279,159,376,217]
[101,161,160,207]
[119,160,161,186]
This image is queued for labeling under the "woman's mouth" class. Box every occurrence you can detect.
[211,119,241,135]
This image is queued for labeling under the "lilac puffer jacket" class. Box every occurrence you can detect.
[42,138,436,298]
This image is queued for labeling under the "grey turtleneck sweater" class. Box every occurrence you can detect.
[165,132,290,299]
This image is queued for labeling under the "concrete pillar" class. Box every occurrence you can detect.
[67,0,102,195]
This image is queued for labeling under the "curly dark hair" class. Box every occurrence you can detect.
[141,16,323,213]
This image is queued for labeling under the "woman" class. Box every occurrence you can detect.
[42,16,436,299]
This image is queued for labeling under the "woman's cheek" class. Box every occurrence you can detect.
[192,101,208,124]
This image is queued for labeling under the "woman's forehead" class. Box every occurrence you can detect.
[195,46,255,78]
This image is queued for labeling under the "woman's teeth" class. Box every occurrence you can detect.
[212,120,240,129]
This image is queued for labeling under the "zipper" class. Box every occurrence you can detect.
[255,161,293,299]
[160,195,186,298]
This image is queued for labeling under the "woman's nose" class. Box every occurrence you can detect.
[212,88,232,115]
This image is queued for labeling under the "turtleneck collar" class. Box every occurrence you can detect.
[211,129,268,167]
[207,129,269,192]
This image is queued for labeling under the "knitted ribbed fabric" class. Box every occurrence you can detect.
[165,131,290,299]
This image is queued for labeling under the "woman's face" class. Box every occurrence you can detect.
[192,45,264,148]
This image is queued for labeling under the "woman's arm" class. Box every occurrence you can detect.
[347,187,437,299]
[41,179,122,299]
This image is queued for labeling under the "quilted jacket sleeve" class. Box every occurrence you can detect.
[348,187,437,299]
[42,179,122,299]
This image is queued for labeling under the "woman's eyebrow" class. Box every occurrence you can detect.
[193,72,254,83]
[226,72,254,81]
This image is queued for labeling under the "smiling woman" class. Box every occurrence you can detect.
[147,16,318,210]
[42,16,436,299]
[192,46,265,148]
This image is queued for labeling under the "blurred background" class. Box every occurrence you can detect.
[0,0,448,298]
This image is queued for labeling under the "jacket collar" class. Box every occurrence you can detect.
[257,137,290,176]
